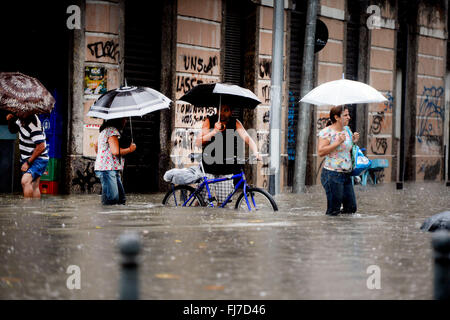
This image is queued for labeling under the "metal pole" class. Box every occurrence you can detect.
[397,24,408,190]
[432,231,450,300]
[119,232,141,300]
[268,0,284,195]
[293,0,318,193]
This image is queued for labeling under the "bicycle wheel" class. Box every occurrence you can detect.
[162,185,205,207]
[235,187,278,212]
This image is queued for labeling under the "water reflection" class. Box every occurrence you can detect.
[0,182,448,299]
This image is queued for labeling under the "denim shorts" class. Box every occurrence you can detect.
[22,158,49,181]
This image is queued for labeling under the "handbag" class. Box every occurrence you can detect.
[345,127,371,176]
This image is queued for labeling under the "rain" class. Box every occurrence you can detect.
[1,182,448,299]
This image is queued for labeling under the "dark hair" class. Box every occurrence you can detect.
[326,106,346,127]
[99,118,126,133]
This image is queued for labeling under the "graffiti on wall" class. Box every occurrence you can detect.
[176,104,216,128]
[261,85,271,104]
[371,137,388,155]
[257,132,269,155]
[176,75,218,99]
[259,59,272,79]
[417,86,444,146]
[383,92,394,112]
[417,159,441,180]
[72,162,100,193]
[317,117,329,131]
[171,128,201,165]
[369,111,385,135]
[87,40,120,62]
[176,76,204,96]
[182,55,218,74]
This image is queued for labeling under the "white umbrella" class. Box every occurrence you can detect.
[299,79,387,106]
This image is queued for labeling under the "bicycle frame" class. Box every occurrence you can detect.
[173,169,254,211]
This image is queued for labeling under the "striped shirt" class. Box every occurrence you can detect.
[15,115,49,161]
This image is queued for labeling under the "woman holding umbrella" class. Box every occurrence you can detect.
[87,83,171,205]
[94,118,136,205]
[317,106,359,216]
[300,77,387,216]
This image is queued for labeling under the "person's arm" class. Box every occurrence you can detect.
[108,136,136,156]
[94,140,98,154]
[21,142,46,172]
[6,114,19,134]
[195,118,222,148]
[317,133,346,157]
[236,120,262,160]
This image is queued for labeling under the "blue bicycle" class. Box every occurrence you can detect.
[162,154,278,211]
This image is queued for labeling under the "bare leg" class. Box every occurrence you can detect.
[32,177,41,199]
[21,173,34,198]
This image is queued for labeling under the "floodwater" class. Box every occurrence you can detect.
[0,182,449,300]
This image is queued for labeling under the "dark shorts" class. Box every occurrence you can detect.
[22,158,49,182]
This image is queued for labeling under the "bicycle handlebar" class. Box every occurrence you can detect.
[189,153,262,163]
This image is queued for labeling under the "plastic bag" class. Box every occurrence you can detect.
[163,166,203,185]
[345,126,371,176]
[350,144,371,176]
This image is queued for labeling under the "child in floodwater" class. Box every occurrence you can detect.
[94,118,136,205]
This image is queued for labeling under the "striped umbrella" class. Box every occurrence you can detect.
[87,85,171,141]
[87,85,171,120]
[0,72,55,118]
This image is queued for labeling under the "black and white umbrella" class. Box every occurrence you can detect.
[87,85,171,141]
[179,83,261,109]
[179,83,261,122]
[87,85,171,120]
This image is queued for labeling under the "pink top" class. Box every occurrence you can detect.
[94,127,124,171]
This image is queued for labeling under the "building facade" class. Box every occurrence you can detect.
[0,0,448,194]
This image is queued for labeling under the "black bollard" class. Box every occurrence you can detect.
[432,231,450,300]
[119,232,141,300]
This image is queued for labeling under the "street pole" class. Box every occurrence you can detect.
[119,232,141,300]
[268,0,284,195]
[293,0,318,193]
[432,231,450,300]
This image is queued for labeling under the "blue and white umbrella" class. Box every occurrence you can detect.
[87,85,171,120]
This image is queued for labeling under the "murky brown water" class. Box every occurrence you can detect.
[0,182,449,299]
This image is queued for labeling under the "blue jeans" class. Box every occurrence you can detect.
[320,168,357,216]
[95,170,126,205]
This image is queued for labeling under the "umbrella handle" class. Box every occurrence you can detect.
[129,116,133,143]
[218,95,221,123]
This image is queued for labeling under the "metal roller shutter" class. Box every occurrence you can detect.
[287,1,307,186]
[122,1,163,192]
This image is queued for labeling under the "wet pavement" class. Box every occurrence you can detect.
[0,182,449,299]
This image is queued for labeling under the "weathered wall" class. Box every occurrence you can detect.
[171,0,222,168]
[313,0,346,184]
[366,3,396,184]
[67,0,122,193]
[414,3,447,181]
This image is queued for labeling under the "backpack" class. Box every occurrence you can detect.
[345,127,371,176]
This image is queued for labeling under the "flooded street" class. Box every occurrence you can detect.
[0,182,449,300]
